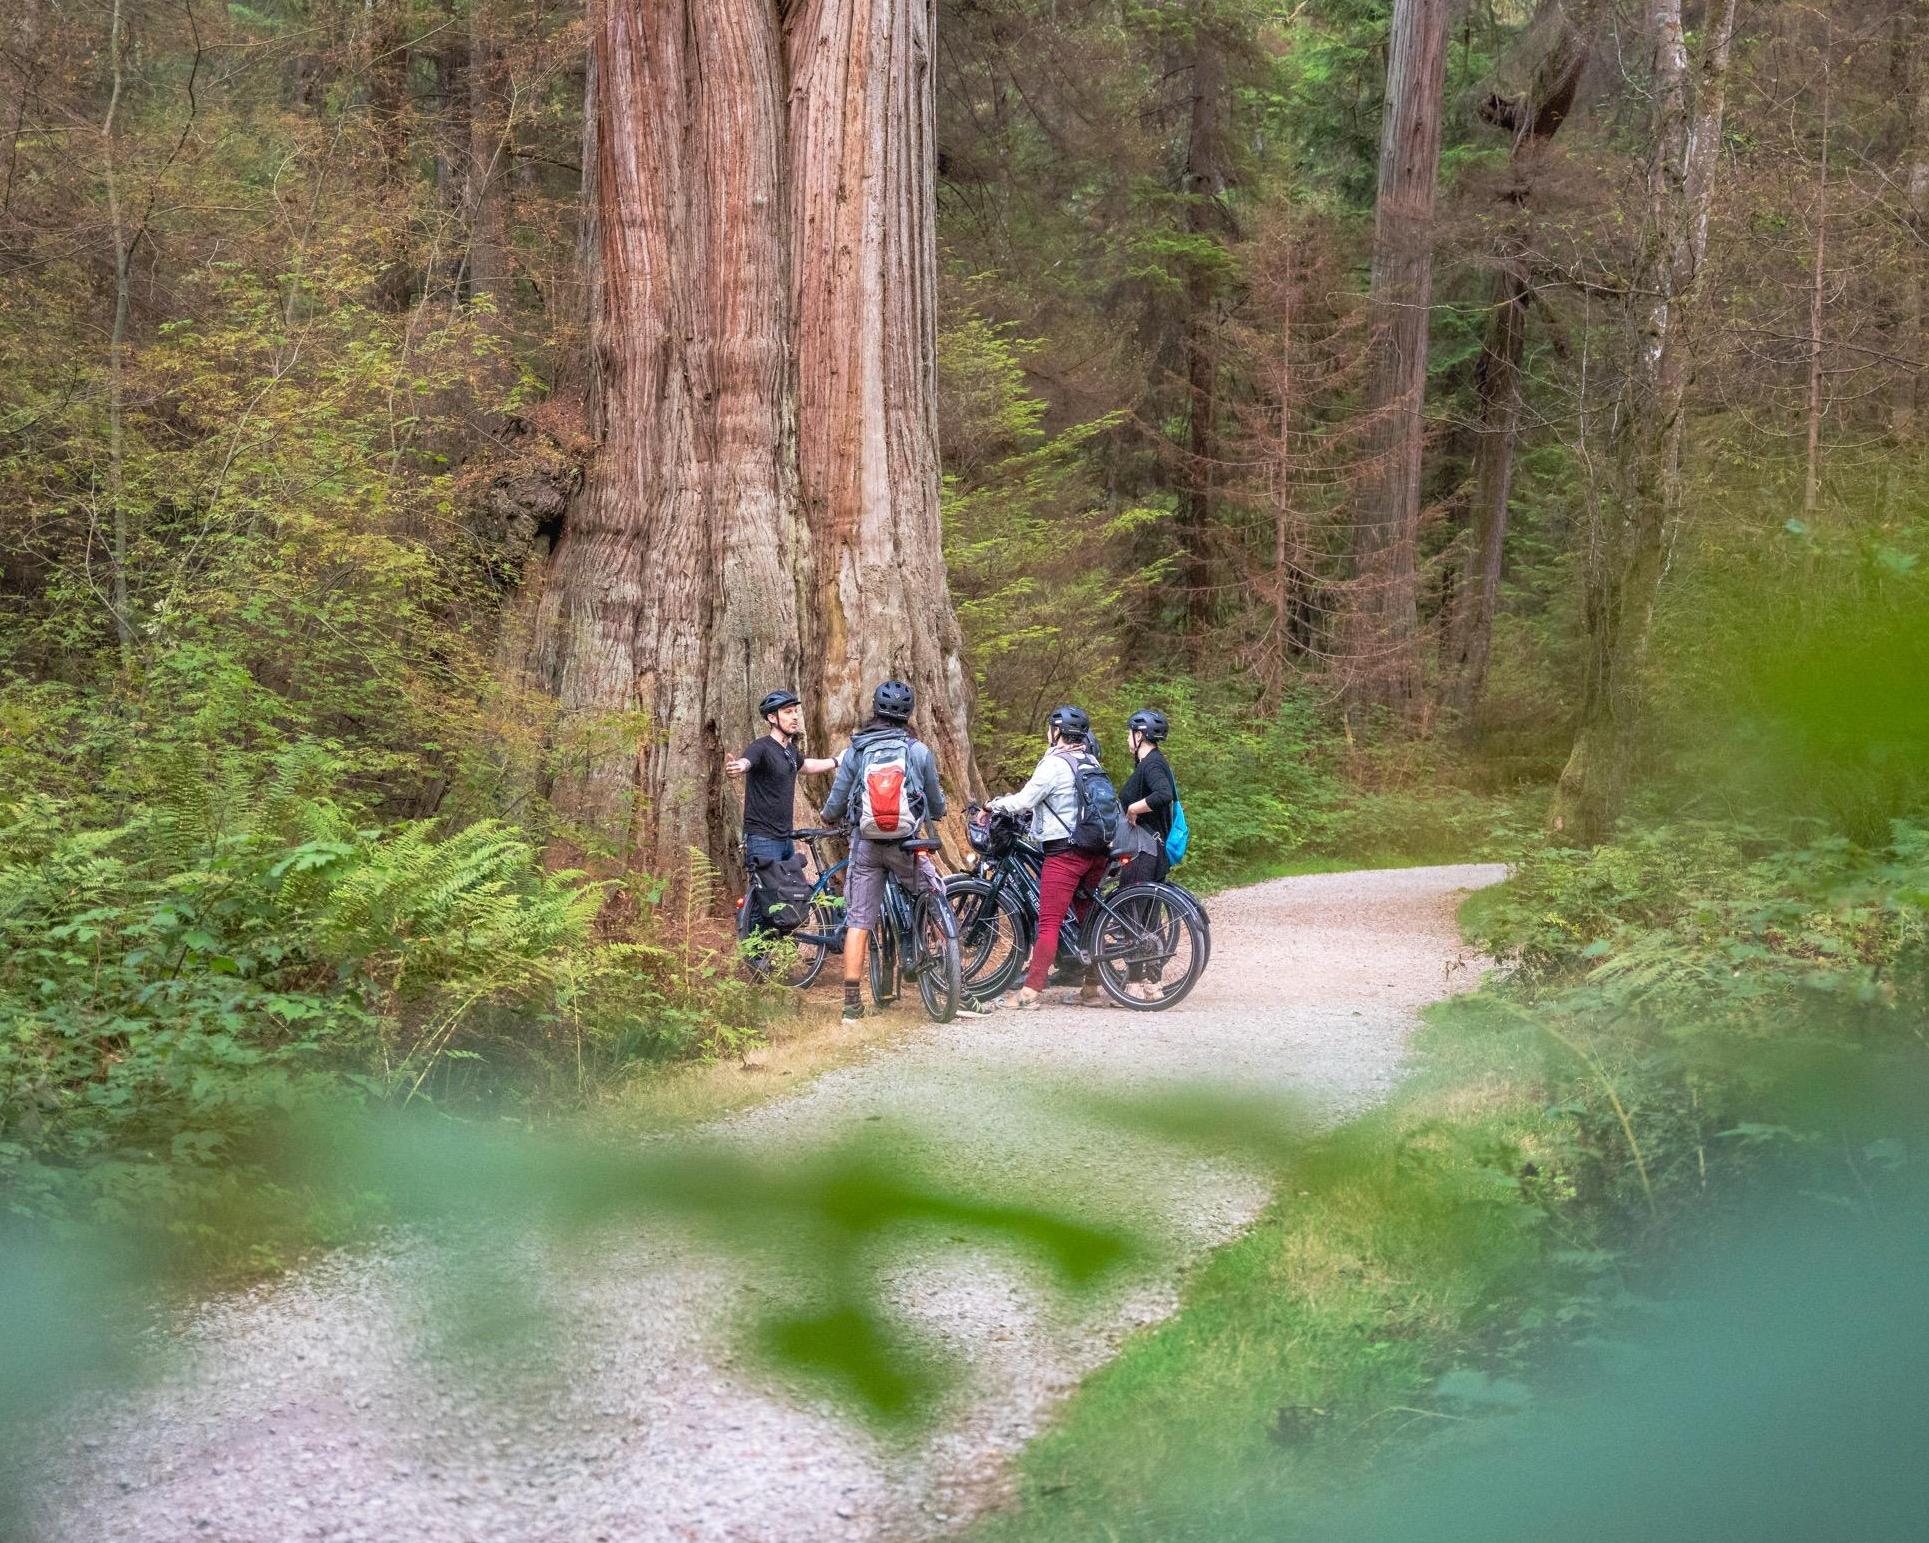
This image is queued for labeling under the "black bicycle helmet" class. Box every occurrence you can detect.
[758,688,801,719]
[1128,708,1169,743]
[872,679,916,723]
[1047,704,1091,742]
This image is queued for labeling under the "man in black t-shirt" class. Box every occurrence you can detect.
[725,689,838,864]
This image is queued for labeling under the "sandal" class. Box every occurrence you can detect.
[1011,987,1041,1011]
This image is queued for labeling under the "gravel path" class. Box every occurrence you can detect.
[30,863,1504,1543]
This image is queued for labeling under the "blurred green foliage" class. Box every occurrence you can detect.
[0,1110,1140,1538]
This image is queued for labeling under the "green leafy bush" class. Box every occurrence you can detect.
[1087,682,1341,889]
[0,684,784,1258]
[1459,820,1929,1222]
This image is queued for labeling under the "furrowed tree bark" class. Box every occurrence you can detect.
[1548,0,1740,845]
[529,0,808,870]
[787,0,980,807]
[1444,0,1593,717]
[1345,0,1449,718]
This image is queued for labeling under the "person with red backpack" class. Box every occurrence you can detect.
[990,704,1123,1010]
[821,680,948,1021]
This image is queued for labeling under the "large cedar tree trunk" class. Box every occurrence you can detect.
[1345,0,1449,718]
[1547,0,1740,844]
[787,0,979,802]
[529,0,977,870]
[529,0,808,868]
[1443,0,1592,716]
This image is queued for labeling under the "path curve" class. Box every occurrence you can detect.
[33,863,1504,1543]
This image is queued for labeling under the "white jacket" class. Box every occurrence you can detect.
[990,749,1082,844]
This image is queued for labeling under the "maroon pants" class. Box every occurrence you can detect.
[1026,848,1113,992]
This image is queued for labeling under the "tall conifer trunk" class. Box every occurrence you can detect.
[1444,0,1593,716]
[1345,0,1449,718]
[529,0,806,868]
[528,0,976,871]
[787,0,979,802]
[465,0,511,317]
[367,14,415,310]
[1901,0,1927,450]
[1179,28,1227,647]
[1548,0,1740,844]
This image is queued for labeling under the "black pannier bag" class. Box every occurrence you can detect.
[754,850,813,933]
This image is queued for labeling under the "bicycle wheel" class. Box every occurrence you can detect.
[867,908,899,1008]
[943,874,1028,998]
[912,890,962,1023]
[1089,883,1206,1010]
[740,898,833,983]
[738,885,837,989]
[1164,881,1212,968]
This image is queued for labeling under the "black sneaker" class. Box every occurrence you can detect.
[842,1000,867,1022]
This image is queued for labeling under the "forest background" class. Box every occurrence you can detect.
[1,0,1926,1323]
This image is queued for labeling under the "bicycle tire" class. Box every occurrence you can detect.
[739,864,843,988]
[1088,883,1207,1010]
[739,920,829,988]
[1164,881,1212,967]
[912,890,962,1023]
[943,874,1029,998]
[1101,868,1211,970]
[867,908,899,1008]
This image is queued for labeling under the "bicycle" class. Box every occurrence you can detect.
[946,805,1207,1009]
[860,832,963,1023]
[735,826,850,987]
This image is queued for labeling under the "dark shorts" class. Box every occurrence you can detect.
[846,837,941,930]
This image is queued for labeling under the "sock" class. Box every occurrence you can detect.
[843,979,862,1008]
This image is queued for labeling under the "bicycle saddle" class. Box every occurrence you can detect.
[902,838,943,854]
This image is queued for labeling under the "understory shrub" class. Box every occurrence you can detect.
[1461,819,1929,1225]
[0,677,783,1257]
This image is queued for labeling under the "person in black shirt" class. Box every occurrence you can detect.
[1119,708,1177,852]
[1118,708,1177,999]
[726,689,838,865]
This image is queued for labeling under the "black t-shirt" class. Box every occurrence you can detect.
[740,735,803,838]
[1119,748,1177,841]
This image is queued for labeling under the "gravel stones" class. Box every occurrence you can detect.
[29,863,1503,1543]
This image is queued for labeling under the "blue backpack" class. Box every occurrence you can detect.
[1165,799,1190,868]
